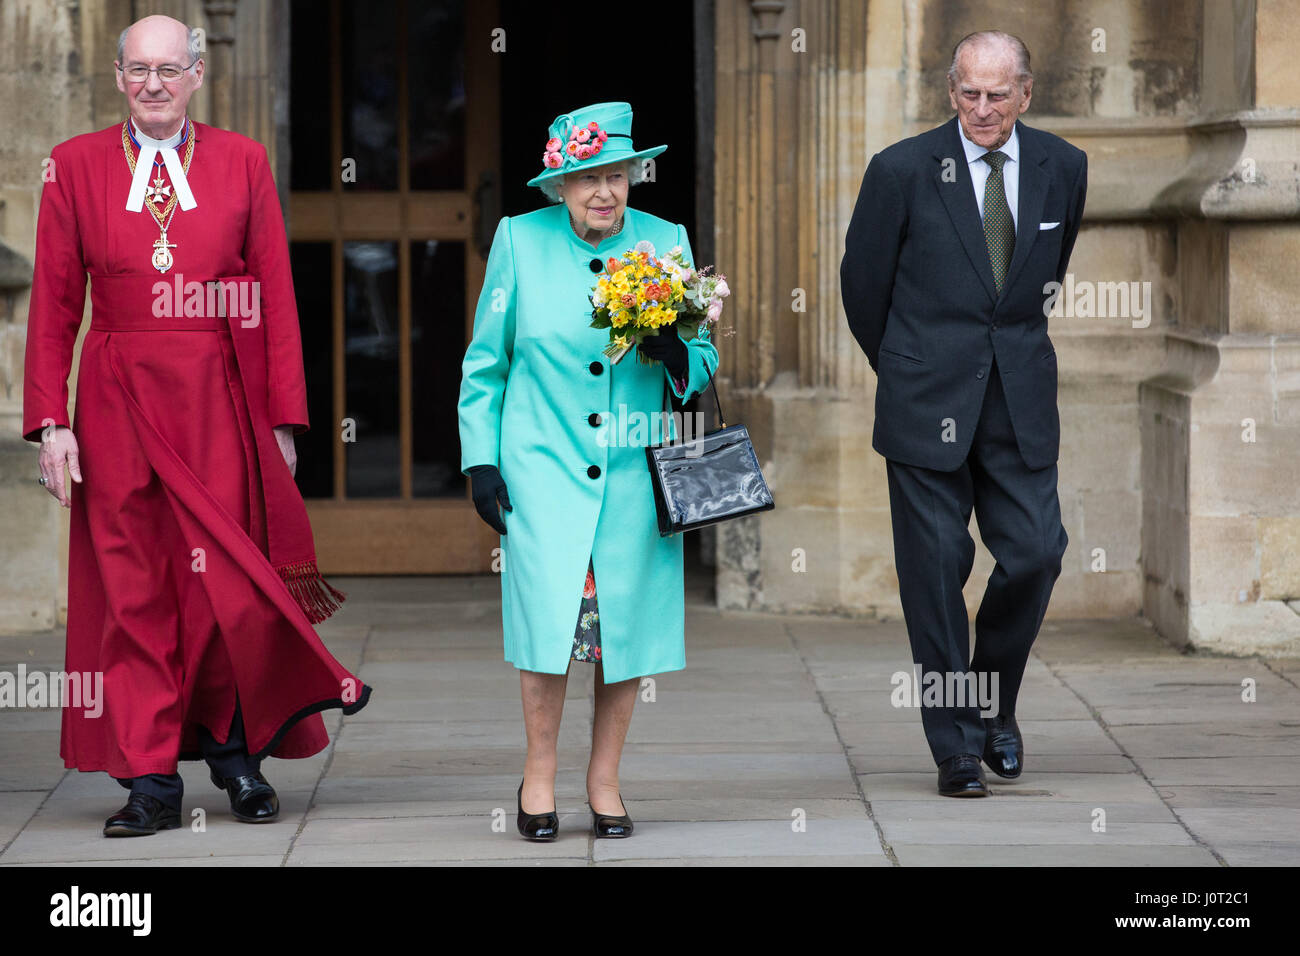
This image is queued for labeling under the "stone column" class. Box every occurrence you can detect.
[1140,0,1300,653]
[0,0,129,631]
[713,0,902,615]
[203,1,239,129]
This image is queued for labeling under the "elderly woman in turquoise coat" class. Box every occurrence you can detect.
[457,102,718,841]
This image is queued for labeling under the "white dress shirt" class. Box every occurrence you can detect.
[957,119,1019,229]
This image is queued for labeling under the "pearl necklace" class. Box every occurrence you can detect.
[570,212,624,245]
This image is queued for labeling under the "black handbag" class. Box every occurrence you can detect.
[645,364,775,536]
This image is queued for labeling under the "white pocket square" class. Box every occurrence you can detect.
[1039,221,1061,230]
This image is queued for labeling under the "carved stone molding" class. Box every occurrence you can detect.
[202,0,241,130]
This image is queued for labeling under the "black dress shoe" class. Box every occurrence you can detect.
[982,713,1024,779]
[516,780,558,841]
[589,796,633,838]
[103,793,182,837]
[210,769,280,823]
[937,754,989,797]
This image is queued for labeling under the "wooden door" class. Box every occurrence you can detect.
[287,0,500,573]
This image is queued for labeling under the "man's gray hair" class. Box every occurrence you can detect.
[536,159,645,204]
[117,22,202,64]
[947,30,1032,84]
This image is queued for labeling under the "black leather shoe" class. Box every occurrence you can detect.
[589,796,633,838]
[103,793,182,837]
[516,780,558,841]
[982,713,1024,779]
[210,769,280,823]
[937,754,989,797]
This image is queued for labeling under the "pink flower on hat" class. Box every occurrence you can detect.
[539,119,614,175]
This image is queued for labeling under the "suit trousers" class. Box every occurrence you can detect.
[114,702,260,810]
[885,358,1068,765]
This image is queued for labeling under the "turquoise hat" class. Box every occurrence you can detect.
[527,101,667,188]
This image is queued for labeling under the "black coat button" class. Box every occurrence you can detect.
[589,361,603,375]
[588,413,602,427]
[589,258,603,273]
[977,369,985,379]
[587,465,601,479]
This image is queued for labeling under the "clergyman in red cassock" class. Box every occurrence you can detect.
[22,15,371,837]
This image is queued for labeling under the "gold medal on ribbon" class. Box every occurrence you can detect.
[122,119,195,274]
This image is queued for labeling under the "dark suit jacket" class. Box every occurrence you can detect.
[840,116,1087,472]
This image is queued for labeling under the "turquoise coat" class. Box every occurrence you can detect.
[458,205,720,682]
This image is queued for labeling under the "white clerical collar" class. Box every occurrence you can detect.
[130,118,185,150]
[125,116,197,213]
[957,117,1019,167]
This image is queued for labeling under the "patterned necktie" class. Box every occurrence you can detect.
[981,150,1014,295]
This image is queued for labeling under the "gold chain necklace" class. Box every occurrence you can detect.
[121,118,195,274]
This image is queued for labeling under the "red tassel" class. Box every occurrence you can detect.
[276,560,347,624]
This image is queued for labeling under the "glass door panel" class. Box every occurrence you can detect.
[288,0,499,574]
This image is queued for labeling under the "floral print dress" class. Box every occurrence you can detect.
[571,556,602,663]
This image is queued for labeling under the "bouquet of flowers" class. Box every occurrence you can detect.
[589,241,729,365]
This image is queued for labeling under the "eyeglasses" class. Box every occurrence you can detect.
[118,60,200,82]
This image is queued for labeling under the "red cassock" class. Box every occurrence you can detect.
[22,120,372,779]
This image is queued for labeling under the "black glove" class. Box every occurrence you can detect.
[467,464,512,534]
[637,326,689,379]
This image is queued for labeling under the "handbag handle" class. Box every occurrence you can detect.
[662,362,726,430]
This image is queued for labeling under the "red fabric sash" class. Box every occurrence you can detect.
[89,273,345,623]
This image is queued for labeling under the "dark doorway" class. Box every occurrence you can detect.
[497,5,698,239]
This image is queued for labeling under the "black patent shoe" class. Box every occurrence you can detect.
[937,753,989,797]
[517,780,558,841]
[210,769,280,823]
[589,797,633,838]
[982,713,1024,779]
[103,793,182,837]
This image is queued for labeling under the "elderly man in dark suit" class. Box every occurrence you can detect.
[841,30,1087,796]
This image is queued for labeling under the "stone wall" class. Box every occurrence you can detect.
[711,0,1300,654]
[0,0,278,631]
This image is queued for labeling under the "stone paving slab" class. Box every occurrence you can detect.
[2,813,301,864]
[1210,843,1300,865]
[849,753,1136,774]
[878,819,1196,846]
[590,819,885,863]
[0,732,68,791]
[303,796,869,823]
[1157,785,1300,809]
[1108,721,1300,757]
[1170,807,1300,850]
[889,844,1219,866]
[2,855,289,867]
[1136,756,1300,787]
[0,790,46,849]
[597,855,893,866]
[869,799,1178,823]
[857,770,1175,803]
[841,718,1116,757]
[3,574,1300,866]
[287,815,593,864]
